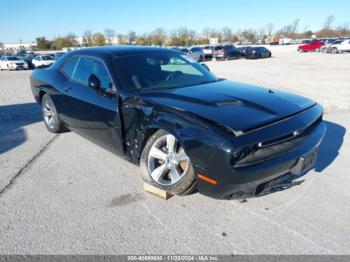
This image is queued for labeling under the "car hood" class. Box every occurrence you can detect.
[141,80,316,134]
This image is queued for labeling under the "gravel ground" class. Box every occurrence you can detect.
[0,47,349,255]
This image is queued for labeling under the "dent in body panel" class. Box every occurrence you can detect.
[120,96,223,168]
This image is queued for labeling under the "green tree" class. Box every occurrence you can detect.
[52,33,78,50]
[93,33,106,46]
[36,37,52,50]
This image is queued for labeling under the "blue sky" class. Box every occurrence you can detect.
[1,0,350,43]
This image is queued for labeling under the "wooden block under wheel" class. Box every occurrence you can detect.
[143,183,173,200]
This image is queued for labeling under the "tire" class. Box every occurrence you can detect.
[41,94,66,133]
[7,64,10,71]
[321,47,328,53]
[140,130,196,195]
[297,48,304,53]
[331,47,338,54]
[198,55,204,62]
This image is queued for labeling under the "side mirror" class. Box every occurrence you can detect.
[201,63,210,72]
[88,74,101,90]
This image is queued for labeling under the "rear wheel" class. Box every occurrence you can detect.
[331,47,338,54]
[199,55,204,62]
[141,130,196,195]
[41,94,66,133]
[297,48,304,53]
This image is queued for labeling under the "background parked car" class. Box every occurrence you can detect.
[213,44,241,60]
[237,46,252,58]
[186,46,205,62]
[297,40,324,52]
[0,55,28,70]
[32,55,55,69]
[329,39,350,54]
[53,52,66,60]
[245,47,272,59]
[202,45,214,61]
[17,54,36,69]
[321,39,343,53]
[174,47,204,62]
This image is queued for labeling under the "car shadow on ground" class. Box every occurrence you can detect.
[256,120,346,198]
[0,103,42,155]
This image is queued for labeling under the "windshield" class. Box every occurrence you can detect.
[7,56,20,61]
[41,56,53,60]
[114,52,218,91]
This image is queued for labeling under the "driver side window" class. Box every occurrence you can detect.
[72,57,116,91]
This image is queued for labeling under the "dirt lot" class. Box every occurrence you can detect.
[0,46,349,254]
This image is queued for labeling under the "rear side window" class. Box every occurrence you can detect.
[61,57,79,78]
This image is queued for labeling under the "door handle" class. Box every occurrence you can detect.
[64,87,72,93]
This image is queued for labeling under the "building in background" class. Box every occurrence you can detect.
[1,42,37,53]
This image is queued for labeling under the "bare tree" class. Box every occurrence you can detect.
[104,28,116,45]
[150,28,167,46]
[202,27,211,39]
[222,27,232,42]
[266,23,274,36]
[291,19,300,34]
[323,15,335,30]
[128,31,137,44]
[82,30,93,47]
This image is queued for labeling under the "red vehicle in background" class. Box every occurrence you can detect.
[297,40,324,52]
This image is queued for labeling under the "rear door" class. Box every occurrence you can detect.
[58,55,124,155]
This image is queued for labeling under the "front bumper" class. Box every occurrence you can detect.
[194,106,326,199]
[8,63,28,70]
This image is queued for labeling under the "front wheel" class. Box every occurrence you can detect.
[141,130,196,195]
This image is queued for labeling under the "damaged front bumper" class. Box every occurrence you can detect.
[194,105,326,200]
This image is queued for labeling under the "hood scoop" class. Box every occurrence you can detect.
[216,99,243,106]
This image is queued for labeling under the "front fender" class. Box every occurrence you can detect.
[121,101,230,169]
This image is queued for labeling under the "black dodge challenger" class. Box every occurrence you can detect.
[30,46,326,199]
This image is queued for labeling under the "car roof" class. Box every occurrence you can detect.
[68,46,178,57]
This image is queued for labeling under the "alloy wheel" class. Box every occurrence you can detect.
[43,99,55,129]
[147,134,190,186]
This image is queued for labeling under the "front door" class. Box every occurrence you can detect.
[58,56,124,156]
